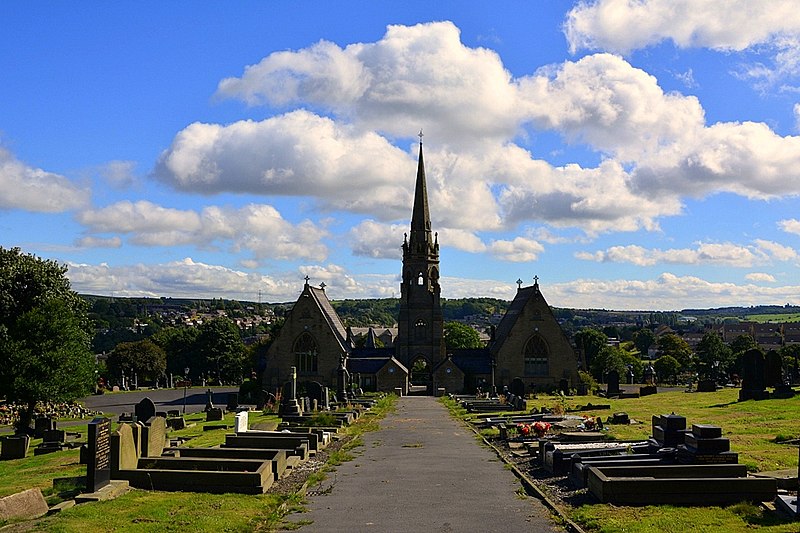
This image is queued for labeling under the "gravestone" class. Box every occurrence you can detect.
[510,377,525,398]
[86,417,112,492]
[559,379,570,396]
[134,397,157,422]
[226,392,239,412]
[0,488,49,521]
[322,386,330,410]
[739,349,768,401]
[110,423,138,476]
[765,351,784,388]
[235,411,249,434]
[280,366,303,416]
[43,429,66,444]
[606,370,621,395]
[306,381,324,408]
[1,435,30,460]
[142,417,167,457]
[697,379,716,392]
[204,389,214,412]
[34,417,55,439]
[206,407,223,422]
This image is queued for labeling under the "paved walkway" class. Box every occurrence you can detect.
[291,396,560,532]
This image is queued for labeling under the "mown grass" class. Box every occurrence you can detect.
[445,389,800,533]
[1,395,396,532]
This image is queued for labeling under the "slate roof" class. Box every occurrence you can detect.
[308,285,349,351]
[489,285,536,356]
[348,356,409,375]
[451,348,492,374]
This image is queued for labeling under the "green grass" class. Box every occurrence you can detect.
[1,395,398,532]
[447,390,800,533]
[746,313,800,323]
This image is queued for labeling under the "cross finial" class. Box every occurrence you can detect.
[418,130,424,144]
[304,275,310,285]
[516,278,523,290]
[533,275,539,284]
[319,282,326,290]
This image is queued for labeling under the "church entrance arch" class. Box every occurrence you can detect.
[409,355,432,395]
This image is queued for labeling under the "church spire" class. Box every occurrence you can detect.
[410,131,431,238]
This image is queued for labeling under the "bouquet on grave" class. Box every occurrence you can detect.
[582,416,596,430]
[516,423,531,436]
[532,421,551,438]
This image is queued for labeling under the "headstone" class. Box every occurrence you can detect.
[1,435,30,460]
[206,407,223,422]
[226,392,239,412]
[205,389,214,412]
[167,409,180,418]
[235,411,249,434]
[43,429,66,444]
[280,366,303,416]
[765,351,784,388]
[697,379,716,392]
[559,378,570,396]
[739,349,768,401]
[34,417,55,439]
[0,488,49,521]
[306,381,324,406]
[110,423,138,476]
[86,417,112,492]
[322,386,330,410]
[606,370,621,395]
[134,397,157,422]
[166,417,186,430]
[510,377,526,398]
[610,412,629,425]
[142,417,167,457]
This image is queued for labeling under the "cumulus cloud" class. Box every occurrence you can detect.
[216,21,520,144]
[75,236,122,248]
[97,160,137,189]
[565,1,800,87]
[0,147,89,212]
[546,272,800,310]
[746,272,777,282]
[348,220,405,259]
[488,237,544,262]
[76,200,328,262]
[779,218,800,235]
[576,240,796,267]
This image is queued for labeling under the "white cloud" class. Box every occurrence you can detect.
[348,220,405,259]
[77,200,328,262]
[97,160,137,189]
[746,272,777,282]
[75,236,122,249]
[565,1,800,54]
[0,147,89,212]
[216,21,520,145]
[546,272,800,310]
[779,218,800,235]
[576,241,796,267]
[488,237,544,262]
[565,1,800,88]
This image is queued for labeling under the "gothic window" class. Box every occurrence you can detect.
[417,272,425,285]
[293,333,318,374]
[524,334,549,376]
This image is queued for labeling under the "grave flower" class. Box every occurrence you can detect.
[532,421,551,438]
[516,423,531,436]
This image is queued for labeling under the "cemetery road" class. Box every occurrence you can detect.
[291,396,562,532]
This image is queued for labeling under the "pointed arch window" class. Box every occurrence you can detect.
[417,272,425,285]
[524,334,549,376]
[294,333,318,374]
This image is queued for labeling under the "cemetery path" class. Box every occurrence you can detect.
[289,396,562,532]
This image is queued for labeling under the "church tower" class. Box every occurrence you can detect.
[396,134,445,371]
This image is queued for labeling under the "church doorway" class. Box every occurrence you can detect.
[409,356,432,395]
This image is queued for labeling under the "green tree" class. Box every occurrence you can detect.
[654,355,681,384]
[574,328,608,367]
[151,326,201,377]
[656,333,693,371]
[695,331,733,380]
[0,248,95,433]
[196,318,246,384]
[107,339,167,383]
[729,334,758,377]
[633,328,656,356]
[590,345,626,381]
[443,322,482,349]
[779,344,800,382]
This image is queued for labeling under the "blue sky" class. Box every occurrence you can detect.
[3,1,800,310]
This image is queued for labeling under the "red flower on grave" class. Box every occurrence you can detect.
[516,423,531,436]
[532,421,551,438]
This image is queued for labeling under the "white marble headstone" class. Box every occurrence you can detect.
[234,411,249,434]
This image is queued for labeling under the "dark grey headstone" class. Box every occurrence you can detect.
[1,435,30,460]
[765,350,784,388]
[206,407,223,422]
[306,381,324,403]
[33,417,55,439]
[134,397,156,422]
[510,377,525,398]
[559,379,570,396]
[739,349,767,400]
[42,429,65,444]
[86,418,112,492]
[226,392,239,411]
[606,370,621,394]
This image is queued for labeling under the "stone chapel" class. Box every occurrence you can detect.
[262,139,583,395]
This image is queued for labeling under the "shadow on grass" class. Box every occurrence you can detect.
[729,502,797,528]
[706,401,738,408]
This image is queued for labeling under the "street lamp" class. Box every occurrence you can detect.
[182,367,190,415]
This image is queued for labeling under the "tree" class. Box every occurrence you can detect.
[195,318,246,384]
[779,344,800,382]
[633,328,656,357]
[656,333,693,371]
[1,300,95,433]
[729,334,758,377]
[107,339,167,384]
[654,355,681,384]
[151,326,201,376]
[443,322,482,349]
[695,331,732,380]
[589,345,626,381]
[574,328,608,368]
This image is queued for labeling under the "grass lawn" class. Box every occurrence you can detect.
[454,388,800,533]
[0,396,396,532]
